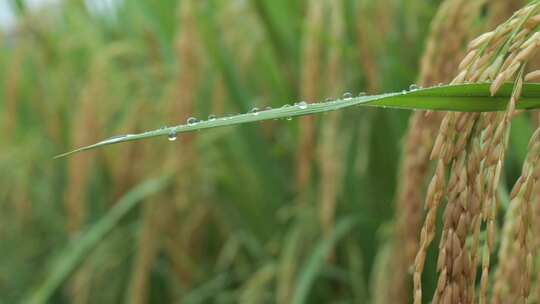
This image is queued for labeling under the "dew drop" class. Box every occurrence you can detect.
[208,114,217,121]
[286,117,293,121]
[264,106,273,111]
[187,117,199,125]
[409,84,418,91]
[168,130,177,141]
[296,101,308,109]
[106,135,127,142]
[281,104,291,108]
[324,97,333,102]
[250,107,260,115]
[342,92,353,100]
[358,92,367,97]
[402,90,407,94]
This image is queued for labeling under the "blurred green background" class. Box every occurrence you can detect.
[1,0,533,303]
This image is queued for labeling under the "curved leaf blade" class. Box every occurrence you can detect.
[291,216,358,304]
[55,83,540,158]
[26,177,170,304]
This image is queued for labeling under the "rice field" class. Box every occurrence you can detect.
[4,0,540,303]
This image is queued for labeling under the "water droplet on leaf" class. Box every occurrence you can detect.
[296,101,308,109]
[342,92,353,100]
[187,117,199,125]
[168,131,177,141]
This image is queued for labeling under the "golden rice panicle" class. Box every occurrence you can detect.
[415,3,540,303]
[534,154,540,304]
[525,69,540,81]
[391,0,486,302]
[431,129,476,304]
[530,127,540,304]
[459,4,540,89]
[463,126,484,302]
[475,4,540,300]
[492,129,540,303]
[414,110,465,304]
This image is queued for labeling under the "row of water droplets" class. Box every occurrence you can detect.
[167,91,367,141]
[401,84,420,94]
[400,82,458,94]
[105,83,461,143]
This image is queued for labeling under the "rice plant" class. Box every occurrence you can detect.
[8,0,540,303]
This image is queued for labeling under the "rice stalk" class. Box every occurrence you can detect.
[165,0,208,292]
[64,60,107,233]
[346,241,367,303]
[3,48,22,135]
[64,56,109,304]
[318,0,345,242]
[125,202,162,304]
[239,264,276,304]
[296,0,324,199]
[174,206,212,287]
[121,108,163,301]
[3,46,31,223]
[356,0,393,92]
[291,217,357,304]
[371,240,393,304]
[126,0,202,301]
[276,225,304,304]
[119,104,164,301]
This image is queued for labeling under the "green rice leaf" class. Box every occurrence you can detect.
[55,82,540,158]
[291,216,358,304]
[26,177,170,304]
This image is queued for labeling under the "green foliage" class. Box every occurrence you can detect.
[1,0,535,303]
[27,177,170,304]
